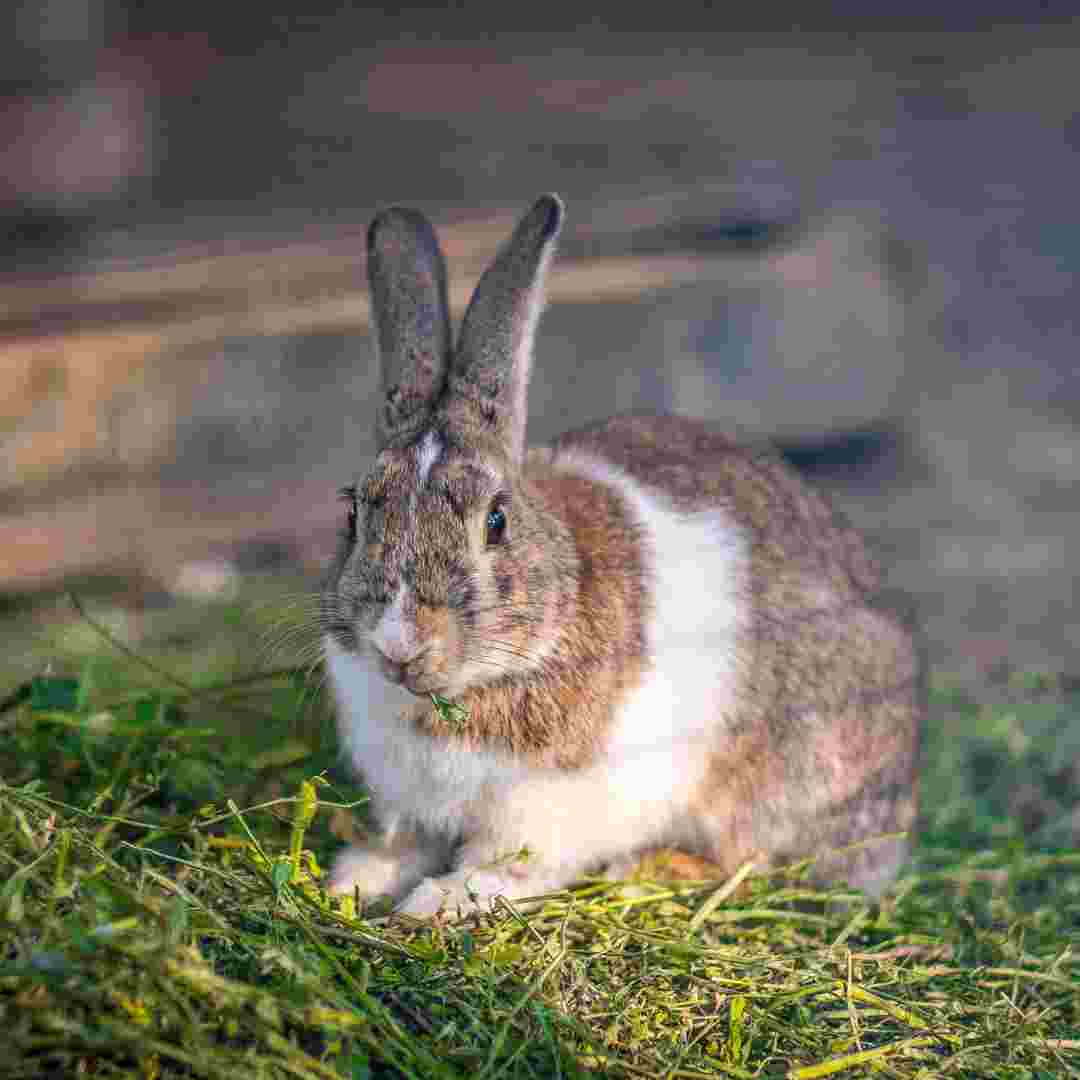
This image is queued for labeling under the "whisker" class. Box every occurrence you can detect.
[473,648,540,665]
[481,639,550,660]
[465,645,549,670]
[471,647,543,667]
[257,629,325,673]
[467,602,548,619]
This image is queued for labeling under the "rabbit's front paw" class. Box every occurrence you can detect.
[395,862,566,919]
[395,869,514,918]
[394,876,460,918]
[326,841,442,900]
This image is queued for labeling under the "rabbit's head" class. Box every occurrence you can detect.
[322,196,576,698]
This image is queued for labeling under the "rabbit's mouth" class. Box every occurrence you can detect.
[400,673,446,696]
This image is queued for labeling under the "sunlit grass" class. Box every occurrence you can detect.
[2,582,1078,1078]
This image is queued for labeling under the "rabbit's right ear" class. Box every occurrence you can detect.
[367,207,452,448]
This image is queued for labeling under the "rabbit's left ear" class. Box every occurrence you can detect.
[448,194,564,464]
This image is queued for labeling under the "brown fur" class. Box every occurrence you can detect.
[409,462,648,768]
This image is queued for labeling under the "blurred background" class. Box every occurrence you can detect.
[2,1,1079,681]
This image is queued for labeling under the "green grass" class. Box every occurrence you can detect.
[1,581,1079,1078]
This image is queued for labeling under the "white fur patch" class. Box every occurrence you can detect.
[415,430,443,491]
[542,451,747,854]
[324,635,527,839]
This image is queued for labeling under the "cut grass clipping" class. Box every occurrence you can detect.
[1,591,1079,1078]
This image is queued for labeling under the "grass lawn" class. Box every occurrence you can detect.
[2,578,1078,1078]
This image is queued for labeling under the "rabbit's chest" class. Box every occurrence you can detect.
[325,638,528,834]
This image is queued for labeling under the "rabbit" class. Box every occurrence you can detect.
[320,194,923,918]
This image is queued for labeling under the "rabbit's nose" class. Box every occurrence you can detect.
[372,640,429,684]
[375,647,435,694]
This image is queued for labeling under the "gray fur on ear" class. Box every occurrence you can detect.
[367,206,452,448]
[448,194,564,464]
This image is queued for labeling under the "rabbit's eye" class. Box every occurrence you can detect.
[485,504,507,547]
[339,485,359,541]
